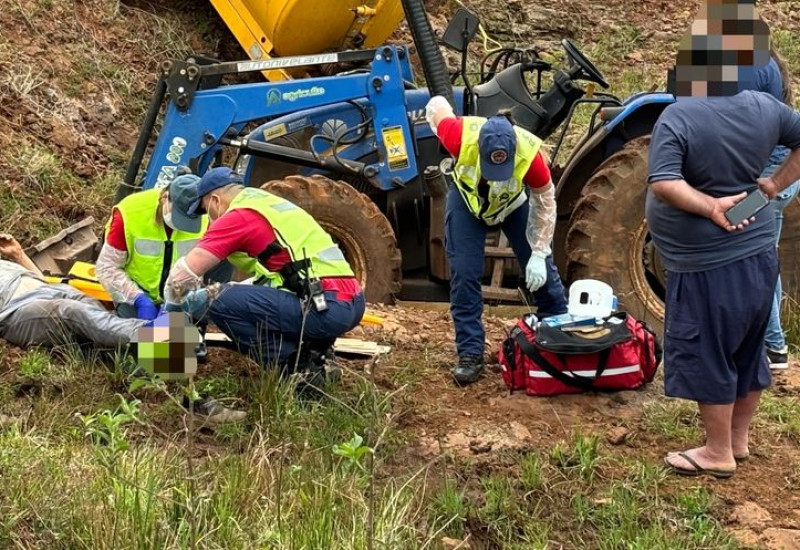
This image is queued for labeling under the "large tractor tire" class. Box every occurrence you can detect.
[261,175,402,304]
[565,136,800,336]
[565,136,666,334]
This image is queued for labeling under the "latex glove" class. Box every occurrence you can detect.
[134,293,159,321]
[525,252,548,292]
[182,288,211,320]
[425,95,453,135]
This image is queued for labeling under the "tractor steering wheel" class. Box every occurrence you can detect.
[562,38,609,89]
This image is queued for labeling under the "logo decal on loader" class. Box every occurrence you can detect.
[282,87,325,102]
[267,89,282,106]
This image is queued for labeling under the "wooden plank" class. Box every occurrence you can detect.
[481,285,522,301]
[484,246,516,259]
[490,233,509,286]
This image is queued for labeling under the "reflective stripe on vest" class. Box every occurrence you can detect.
[453,116,543,224]
[224,187,354,287]
[107,188,208,302]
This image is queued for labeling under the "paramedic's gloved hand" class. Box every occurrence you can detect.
[525,252,548,292]
[161,301,183,314]
[425,95,454,135]
[134,293,159,320]
[182,288,211,321]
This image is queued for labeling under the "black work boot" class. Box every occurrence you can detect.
[282,343,338,399]
[451,354,484,386]
[194,325,209,364]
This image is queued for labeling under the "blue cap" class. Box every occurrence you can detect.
[478,116,516,182]
[167,174,203,233]
[187,167,244,215]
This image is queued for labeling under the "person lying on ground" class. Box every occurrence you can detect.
[0,233,245,425]
[0,233,145,349]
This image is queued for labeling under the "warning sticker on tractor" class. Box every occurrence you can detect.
[263,124,287,141]
[382,126,410,171]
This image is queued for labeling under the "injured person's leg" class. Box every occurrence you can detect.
[0,297,145,349]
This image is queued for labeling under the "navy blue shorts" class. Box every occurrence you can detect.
[663,248,779,404]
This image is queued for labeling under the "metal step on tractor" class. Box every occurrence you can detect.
[32,0,800,334]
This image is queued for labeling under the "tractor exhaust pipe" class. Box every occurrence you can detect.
[401,0,454,106]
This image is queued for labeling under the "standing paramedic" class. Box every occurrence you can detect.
[425,96,568,386]
[162,167,365,377]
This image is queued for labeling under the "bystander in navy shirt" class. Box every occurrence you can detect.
[646,91,800,273]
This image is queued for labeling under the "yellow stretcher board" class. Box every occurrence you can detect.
[44,261,113,303]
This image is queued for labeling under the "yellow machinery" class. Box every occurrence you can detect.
[209,0,405,81]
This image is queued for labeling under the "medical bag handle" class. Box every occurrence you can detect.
[513,330,611,391]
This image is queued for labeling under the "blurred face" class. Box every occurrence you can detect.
[674,1,770,98]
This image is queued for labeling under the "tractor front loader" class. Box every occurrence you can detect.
[30,2,800,335]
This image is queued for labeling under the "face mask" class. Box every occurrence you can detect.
[163,211,177,230]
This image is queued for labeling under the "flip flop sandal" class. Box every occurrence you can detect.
[734,453,750,463]
[664,452,735,479]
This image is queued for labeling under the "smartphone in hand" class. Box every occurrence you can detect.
[724,190,769,226]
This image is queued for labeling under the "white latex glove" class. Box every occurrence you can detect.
[425,95,453,135]
[525,252,548,292]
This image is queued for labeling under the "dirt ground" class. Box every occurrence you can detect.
[186,299,800,547]
[354,303,800,548]
[2,0,800,547]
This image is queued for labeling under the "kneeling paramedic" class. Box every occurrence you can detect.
[426,96,569,386]
[96,171,232,321]
[162,167,366,376]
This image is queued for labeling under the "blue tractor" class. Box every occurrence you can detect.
[117,1,800,332]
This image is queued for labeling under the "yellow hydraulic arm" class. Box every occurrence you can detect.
[209,0,404,81]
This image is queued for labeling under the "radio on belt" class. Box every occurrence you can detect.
[307,277,328,312]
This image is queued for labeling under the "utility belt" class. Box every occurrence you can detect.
[253,242,329,312]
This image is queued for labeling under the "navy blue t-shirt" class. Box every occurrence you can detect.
[646,91,800,273]
[751,57,790,166]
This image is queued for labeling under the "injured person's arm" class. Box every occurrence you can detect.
[0,234,43,277]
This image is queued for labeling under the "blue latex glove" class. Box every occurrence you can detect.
[134,293,159,321]
[183,288,210,319]
[525,252,548,292]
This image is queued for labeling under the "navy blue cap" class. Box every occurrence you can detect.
[478,116,516,181]
[188,167,244,215]
[167,174,203,233]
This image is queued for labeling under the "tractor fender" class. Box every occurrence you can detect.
[552,93,674,272]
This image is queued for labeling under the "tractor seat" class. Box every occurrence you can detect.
[472,64,548,133]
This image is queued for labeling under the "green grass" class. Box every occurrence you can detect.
[429,479,469,538]
[641,399,701,441]
[757,392,800,442]
[771,28,800,109]
[782,295,800,350]
[18,350,52,380]
[0,340,752,549]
